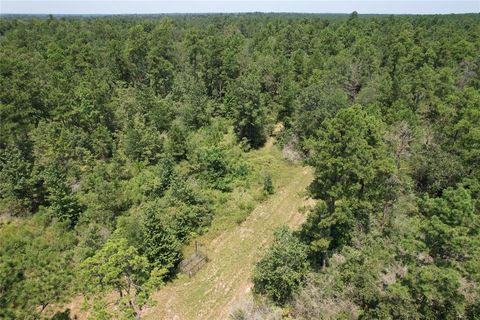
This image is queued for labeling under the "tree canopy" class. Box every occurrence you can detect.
[0,12,479,319]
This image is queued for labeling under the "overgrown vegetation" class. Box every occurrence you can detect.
[0,12,479,319]
[249,12,480,320]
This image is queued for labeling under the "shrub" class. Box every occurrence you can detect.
[263,175,274,195]
[253,227,309,305]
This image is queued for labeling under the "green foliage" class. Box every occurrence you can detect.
[81,237,149,293]
[196,145,233,190]
[253,227,309,304]
[305,105,395,263]
[113,86,169,163]
[263,175,274,195]
[42,163,82,227]
[403,265,466,319]
[0,221,75,319]
[165,178,214,242]
[77,161,127,227]
[147,20,175,96]
[81,236,165,319]
[0,144,38,215]
[227,73,268,148]
[293,79,348,144]
[300,202,356,266]
[165,119,189,161]
[187,123,248,191]
[1,13,479,318]
[420,186,479,263]
[123,157,175,205]
[412,144,465,195]
[172,73,212,129]
[74,223,110,261]
[309,105,394,212]
[141,205,182,273]
[124,25,149,85]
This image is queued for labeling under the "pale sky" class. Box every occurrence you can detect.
[1,0,479,15]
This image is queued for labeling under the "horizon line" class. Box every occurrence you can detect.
[1,12,478,16]
[2,1,479,15]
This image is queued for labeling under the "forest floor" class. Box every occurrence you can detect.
[142,139,314,320]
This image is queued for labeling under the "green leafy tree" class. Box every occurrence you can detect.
[112,86,168,163]
[293,79,348,143]
[444,88,480,180]
[42,163,82,227]
[172,73,211,129]
[309,105,394,216]
[124,24,149,85]
[165,119,189,161]
[184,28,204,78]
[0,46,48,147]
[147,19,175,96]
[227,73,267,148]
[412,144,465,196]
[0,144,39,215]
[305,105,394,265]
[188,126,239,191]
[253,227,309,305]
[77,162,126,227]
[165,177,214,242]
[406,265,465,319]
[81,237,165,320]
[141,205,182,273]
[0,222,74,319]
[195,145,232,191]
[300,201,356,268]
[420,186,479,262]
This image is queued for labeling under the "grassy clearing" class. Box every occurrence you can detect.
[182,137,306,256]
[143,139,314,320]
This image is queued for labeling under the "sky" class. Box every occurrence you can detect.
[1,0,479,15]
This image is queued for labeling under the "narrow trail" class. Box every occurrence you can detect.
[143,158,313,319]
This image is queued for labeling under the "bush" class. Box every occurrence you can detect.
[263,175,274,195]
[253,227,309,305]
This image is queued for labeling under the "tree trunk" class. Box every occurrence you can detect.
[129,300,141,320]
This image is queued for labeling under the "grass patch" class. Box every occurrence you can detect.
[143,140,313,320]
[180,136,304,260]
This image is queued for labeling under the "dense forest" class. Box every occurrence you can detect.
[1,12,479,319]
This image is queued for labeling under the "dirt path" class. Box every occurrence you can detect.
[143,165,313,320]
